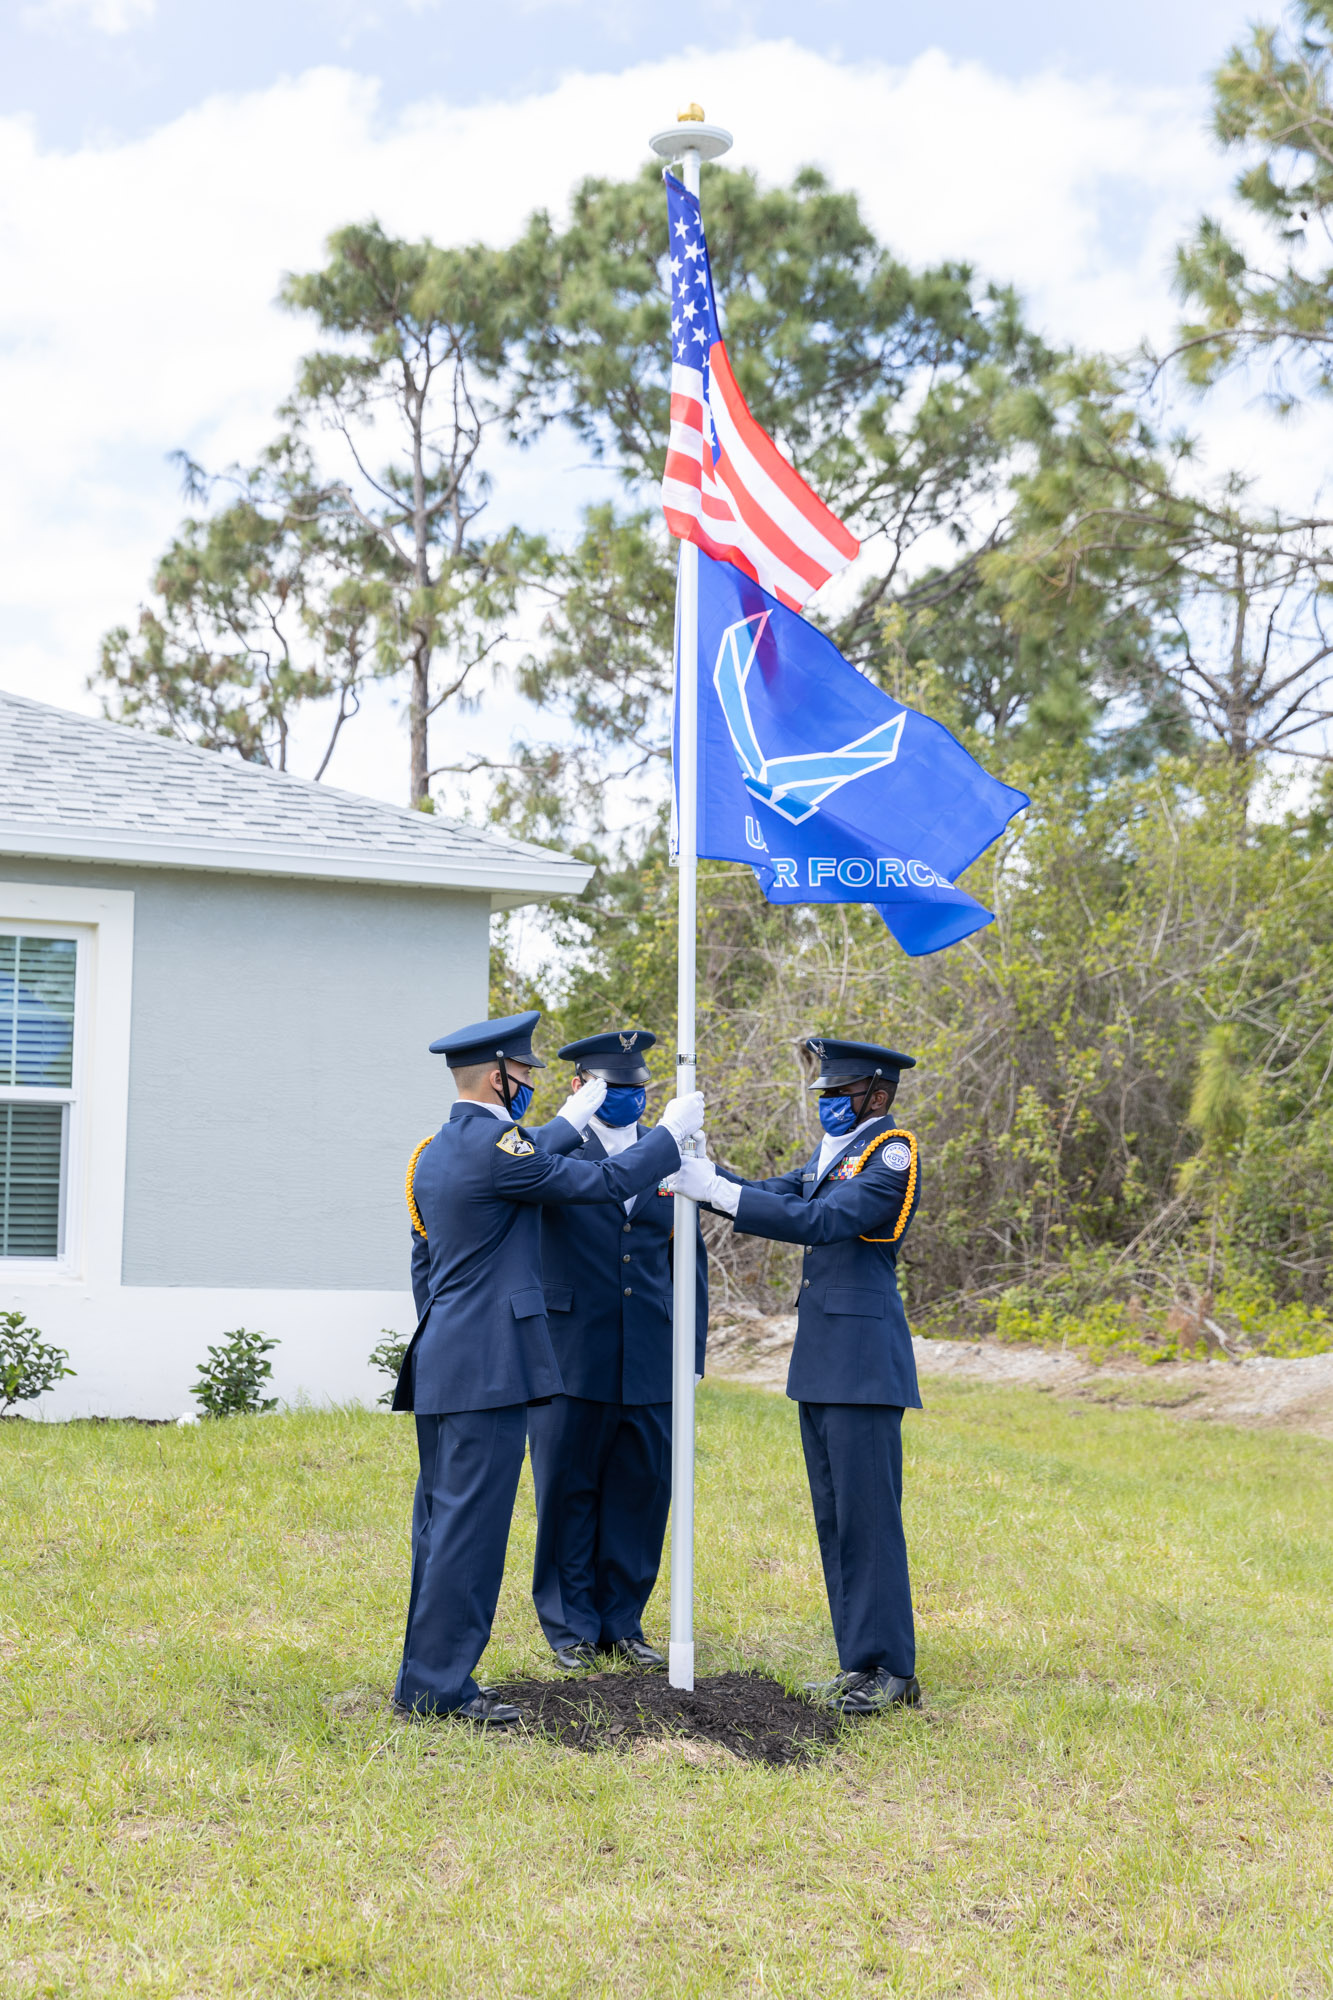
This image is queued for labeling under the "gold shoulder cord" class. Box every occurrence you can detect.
[405,1136,433,1239]
[834,1127,918,1243]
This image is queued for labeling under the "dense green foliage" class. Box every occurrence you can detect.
[509,746,1333,1355]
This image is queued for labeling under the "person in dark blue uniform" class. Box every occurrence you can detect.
[528,1029,708,1673]
[667,1037,922,1717]
[393,1011,705,1727]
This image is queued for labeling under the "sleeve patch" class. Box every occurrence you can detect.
[881,1141,912,1172]
[496,1127,536,1158]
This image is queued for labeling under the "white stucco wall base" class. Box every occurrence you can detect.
[5,1287,418,1421]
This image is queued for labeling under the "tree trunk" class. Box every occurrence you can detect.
[409,369,432,808]
[410,636,430,807]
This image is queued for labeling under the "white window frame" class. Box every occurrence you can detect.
[0,884,134,1287]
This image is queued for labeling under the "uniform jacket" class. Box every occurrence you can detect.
[722,1114,922,1408]
[538,1123,709,1404]
[408,1111,580,1315]
[395,1102,681,1415]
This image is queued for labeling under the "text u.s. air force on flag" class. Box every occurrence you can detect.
[674,552,1031,957]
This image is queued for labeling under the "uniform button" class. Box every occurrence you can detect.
[624,1287,632,1296]
[622,1254,631,1263]
[804,1245,812,1256]
[622,1223,631,1233]
[802,1278,811,1288]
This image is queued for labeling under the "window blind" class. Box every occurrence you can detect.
[0,1103,65,1257]
[0,935,77,1087]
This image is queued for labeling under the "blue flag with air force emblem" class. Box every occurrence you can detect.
[677,552,1029,956]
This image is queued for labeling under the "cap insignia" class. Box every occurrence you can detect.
[619,1031,638,1051]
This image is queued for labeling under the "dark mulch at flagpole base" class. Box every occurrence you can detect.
[491,1669,841,1765]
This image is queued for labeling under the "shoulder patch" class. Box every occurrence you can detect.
[881,1141,912,1172]
[496,1127,536,1158]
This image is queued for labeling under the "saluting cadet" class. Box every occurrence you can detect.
[528,1029,708,1672]
[667,1037,922,1717]
[393,1011,704,1727]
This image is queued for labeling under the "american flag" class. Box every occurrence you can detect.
[660,173,859,611]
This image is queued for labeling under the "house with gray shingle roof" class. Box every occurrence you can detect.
[0,691,591,1418]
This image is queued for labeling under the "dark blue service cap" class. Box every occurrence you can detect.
[429,1010,546,1070]
[557,1029,657,1085]
[806,1036,916,1090]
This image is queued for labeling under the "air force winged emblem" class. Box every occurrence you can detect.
[619,1032,639,1052]
[712,613,906,826]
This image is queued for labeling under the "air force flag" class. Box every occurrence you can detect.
[679,552,1029,956]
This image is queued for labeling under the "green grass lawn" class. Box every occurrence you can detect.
[1,1382,1330,1999]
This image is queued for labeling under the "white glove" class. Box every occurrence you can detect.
[663,1155,740,1214]
[556,1073,607,1134]
[659,1090,706,1145]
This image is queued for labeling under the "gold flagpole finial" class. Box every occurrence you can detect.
[677,103,705,122]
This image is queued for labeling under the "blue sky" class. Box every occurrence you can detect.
[9,0,1255,147]
[1,0,1297,809]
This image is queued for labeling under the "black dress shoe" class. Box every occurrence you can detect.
[823,1669,921,1716]
[605,1636,666,1669]
[551,1641,600,1672]
[455,1692,521,1726]
[392,1691,521,1726]
[804,1671,852,1695]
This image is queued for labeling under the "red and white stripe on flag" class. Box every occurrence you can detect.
[662,343,859,611]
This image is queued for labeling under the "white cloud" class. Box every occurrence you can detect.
[0,42,1307,806]
[23,0,156,34]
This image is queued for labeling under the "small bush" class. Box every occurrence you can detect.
[1210,1274,1330,1357]
[368,1331,408,1407]
[0,1311,75,1414]
[190,1328,279,1418]
[989,1280,1333,1365]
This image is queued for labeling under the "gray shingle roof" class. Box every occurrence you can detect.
[0,691,591,904]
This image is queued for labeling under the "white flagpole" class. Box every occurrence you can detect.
[648,110,732,1691]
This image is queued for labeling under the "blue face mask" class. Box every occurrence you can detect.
[508,1080,535,1122]
[598,1084,647,1128]
[818,1093,859,1137]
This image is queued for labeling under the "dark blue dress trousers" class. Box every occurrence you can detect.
[395,1404,529,1714]
[527,1395,671,1649]
[798,1401,915,1678]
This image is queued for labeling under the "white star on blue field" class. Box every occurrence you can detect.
[668,187,721,368]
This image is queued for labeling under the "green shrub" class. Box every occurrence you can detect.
[190,1328,279,1418]
[990,1279,1333,1365]
[368,1331,409,1407]
[1214,1277,1333,1359]
[993,1292,1159,1364]
[0,1311,75,1415]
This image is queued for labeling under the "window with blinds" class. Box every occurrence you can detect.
[0,934,77,1259]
